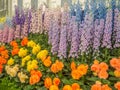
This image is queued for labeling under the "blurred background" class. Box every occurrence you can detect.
[0,0,86,17]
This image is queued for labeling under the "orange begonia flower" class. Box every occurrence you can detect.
[62,85,72,90]
[72,83,80,90]
[91,63,100,73]
[110,58,120,68]
[44,77,52,88]
[0,46,5,52]
[101,84,112,90]
[10,41,18,47]
[43,56,52,67]
[99,62,108,71]
[11,48,19,56]
[91,83,102,90]
[29,74,40,85]
[21,37,29,46]
[71,69,82,80]
[115,82,120,90]
[55,60,64,71]
[51,64,58,73]
[71,61,76,70]
[98,70,108,79]
[53,77,60,86]
[77,64,88,75]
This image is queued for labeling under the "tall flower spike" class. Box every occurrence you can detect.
[114,8,120,48]
[102,9,112,49]
[58,10,68,59]
[51,15,60,55]
[69,18,79,58]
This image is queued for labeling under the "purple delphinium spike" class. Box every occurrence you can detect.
[69,20,79,58]
[114,8,120,48]
[51,18,60,55]
[8,27,14,43]
[48,13,54,44]
[80,14,93,54]
[58,25,67,59]
[0,24,3,42]
[2,24,9,43]
[102,9,112,49]
[14,25,21,39]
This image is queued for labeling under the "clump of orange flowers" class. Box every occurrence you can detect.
[0,46,9,73]
[114,82,120,90]
[71,61,88,80]
[50,60,64,73]
[10,41,19,56]
[21,37,29,46]
[29,70,42,85]
[91,60,109,79]
[91,81,112,90]
[110,58,120,78]
[42,56,52,67]
[44,77,60,89]
[63,83,81,90]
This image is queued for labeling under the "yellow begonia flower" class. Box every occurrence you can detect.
[27,40,36,47]
[27,60,38,72]
[37,50,48,60]
[32,44,41,55]
[21,55,31,66]
[18,48,28,57]
[7,58,14,65]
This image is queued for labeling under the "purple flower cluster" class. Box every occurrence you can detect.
[80,14,93,54]
[102,9,113,48]
[114,8,120,48]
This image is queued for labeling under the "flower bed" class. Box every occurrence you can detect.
[0,34,120,90]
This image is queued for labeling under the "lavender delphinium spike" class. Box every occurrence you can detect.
[0,24,3,43]
[6,17,15,43]
[58,25,67,59]
[51,16,60,55]
[114,8,120,48]
[58,10,68,59]
[2,24,9,43]
[67,16,75,43]
[48,11,54,44]
[80,14,93,54]
[102,9,112,49]
[93,19,103,53]
[69,20,79,58]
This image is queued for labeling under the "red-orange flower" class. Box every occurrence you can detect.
[114,82,120,90]
[91,83,102,90]
[44,77,52,88]
[29,74,40,85]
[10,41,18,48]
[11,48,19,56]
[21,37,28,46]
[72,83,80,90]
[0,46,5,52]
[51,64,58,73]
[53,77,60,86]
